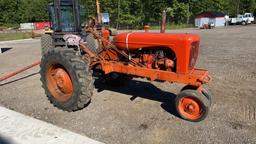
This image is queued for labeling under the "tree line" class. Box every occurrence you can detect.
[0,0,256,28]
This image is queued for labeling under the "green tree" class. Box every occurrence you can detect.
[19,0,50,22]
[240,0,256,13]
[0,0,21,26]
[170,0,190,24]
[0,0,255,28]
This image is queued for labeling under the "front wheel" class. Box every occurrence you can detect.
[181,85,213,106]
[175,90,210,122]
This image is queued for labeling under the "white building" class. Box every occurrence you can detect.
[195,11,226,28]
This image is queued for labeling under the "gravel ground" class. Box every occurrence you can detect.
[0,25,256,144]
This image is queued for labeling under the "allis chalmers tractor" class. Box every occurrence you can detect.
[40,0,212,122]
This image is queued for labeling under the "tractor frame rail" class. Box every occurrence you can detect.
[101,61,211,87]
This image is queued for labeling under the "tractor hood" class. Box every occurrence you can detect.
[113,32,200,50]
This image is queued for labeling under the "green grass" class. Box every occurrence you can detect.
[0,32,32,41]
[150,24,193,30]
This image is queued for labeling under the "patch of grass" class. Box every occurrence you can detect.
[0,32,32,41]
[150,24,193,30]
[0,23,19,29]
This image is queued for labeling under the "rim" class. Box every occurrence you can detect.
[46,64,74,102]
[178,97,204,120]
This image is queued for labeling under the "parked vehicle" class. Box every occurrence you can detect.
[200,22,215,29]
[229,13,255,25]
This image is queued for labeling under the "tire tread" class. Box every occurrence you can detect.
[40,47,94,111]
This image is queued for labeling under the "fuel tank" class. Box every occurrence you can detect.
[113,32,200,50]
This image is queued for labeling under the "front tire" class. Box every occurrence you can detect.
[175,89,210,122]
[181,85,213,106]
[40,47,94,111]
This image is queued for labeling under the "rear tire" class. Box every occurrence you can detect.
[175,89,210,122]
[41,34,53,55]
[40,47,94,111]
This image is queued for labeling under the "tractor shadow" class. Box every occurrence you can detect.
[94,78,179,118]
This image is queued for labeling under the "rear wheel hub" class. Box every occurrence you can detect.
[47,65,73,102]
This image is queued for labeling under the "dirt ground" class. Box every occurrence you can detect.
[0,25,256,144]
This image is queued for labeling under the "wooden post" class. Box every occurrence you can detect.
[160,10,167,33]
[144,25,150,32]
[96,0,102,24]
[116,0,121,29]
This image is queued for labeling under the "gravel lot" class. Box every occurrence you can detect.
[0,25,256,144]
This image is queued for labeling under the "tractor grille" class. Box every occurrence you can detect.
[189,41,199,70]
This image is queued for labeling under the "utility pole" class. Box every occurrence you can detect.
[116,0,121,29]
[160,10,167,33]
[96,0,102,24]
[236,0,240,15]
[187,0,190,24]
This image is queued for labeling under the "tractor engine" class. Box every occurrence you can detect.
[129,49,176,71]
[113,32,182,72]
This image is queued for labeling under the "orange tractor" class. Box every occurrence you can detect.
[40,0,212,122]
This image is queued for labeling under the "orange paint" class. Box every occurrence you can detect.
[100,62,210,87]
[83,30,210,89]
[113,32,200,74]
[102,29,110,47]
[178,97,203,120]
[46,64,73,102]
